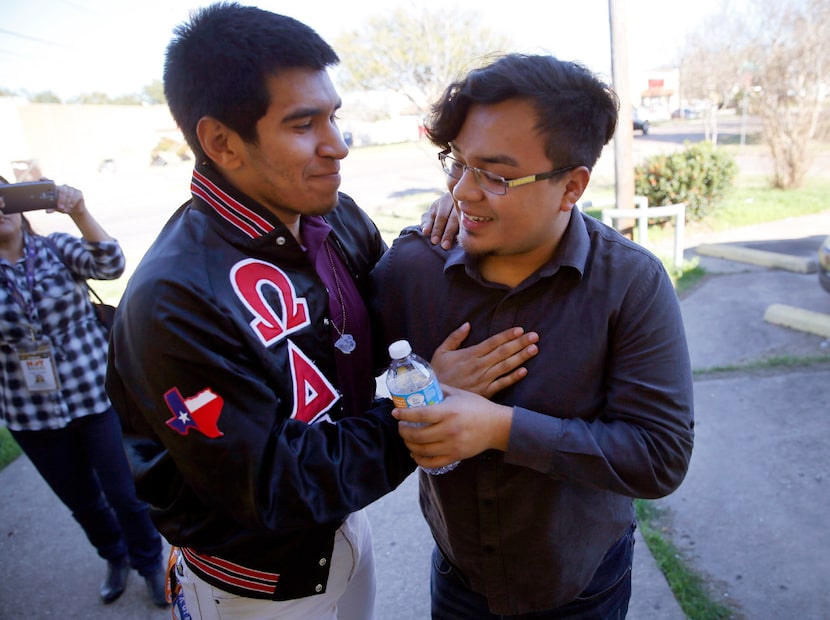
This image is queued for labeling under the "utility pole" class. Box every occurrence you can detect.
[608,0,635,211]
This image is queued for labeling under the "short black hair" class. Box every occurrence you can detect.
[163,2,339,163]
[427,53,619,170]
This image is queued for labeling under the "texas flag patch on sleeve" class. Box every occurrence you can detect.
[164,387,225,438]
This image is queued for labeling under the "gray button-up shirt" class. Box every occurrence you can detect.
[370,210,694,615]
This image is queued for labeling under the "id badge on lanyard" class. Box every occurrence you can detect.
[4,237,61,392]
[15,338,61,392]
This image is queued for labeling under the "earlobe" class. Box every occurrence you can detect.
[561,167,591,212]
[197,117,243,169]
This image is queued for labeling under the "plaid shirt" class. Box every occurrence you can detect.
[0,232,125,431]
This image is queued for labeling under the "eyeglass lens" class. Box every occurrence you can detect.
[440,154,506,195]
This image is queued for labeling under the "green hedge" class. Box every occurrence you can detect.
[634,143,738,222]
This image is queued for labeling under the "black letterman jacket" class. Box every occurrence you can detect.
[106,164,415,600]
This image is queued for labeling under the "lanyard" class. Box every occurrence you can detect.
[2,235,40,339]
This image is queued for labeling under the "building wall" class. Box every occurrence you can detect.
[0,100,182,183]
[635,67,681,120]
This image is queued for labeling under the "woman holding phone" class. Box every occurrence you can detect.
[0,178,166,607]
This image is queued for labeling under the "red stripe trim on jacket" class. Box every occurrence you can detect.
[191,184,260,239]
[191,169,275,239]
[181,547,280,595]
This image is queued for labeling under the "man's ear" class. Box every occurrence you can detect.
[560,167,591,213]
[196,117,244,170]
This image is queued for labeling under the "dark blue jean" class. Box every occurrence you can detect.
[11,407,162,575]
[431,524,635,619]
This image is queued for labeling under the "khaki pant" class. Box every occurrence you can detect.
[174,510,376,620]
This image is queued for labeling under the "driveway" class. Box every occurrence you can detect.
[657,215,830,619]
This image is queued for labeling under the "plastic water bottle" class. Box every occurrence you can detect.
[386,340,459,475]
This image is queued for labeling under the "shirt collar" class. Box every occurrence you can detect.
[444,209,590,283]
[546,209,590,278]
[301,215,332,263]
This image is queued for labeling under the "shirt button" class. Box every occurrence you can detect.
[276,236,287,246]
[315,583,323,593]
[319,558,327,567]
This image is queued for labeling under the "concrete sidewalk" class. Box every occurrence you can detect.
[2,210,829,619]
[659,211,830,619]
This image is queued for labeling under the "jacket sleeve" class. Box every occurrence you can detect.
[107,267,415,536]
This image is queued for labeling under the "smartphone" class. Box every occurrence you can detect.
[0,181,58,214]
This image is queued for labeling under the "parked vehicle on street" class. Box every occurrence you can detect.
[633,108,649,134]
[671,107,701,120]
[818,235,830,293]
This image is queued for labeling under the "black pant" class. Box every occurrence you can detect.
[430,524,635,619]
[12,408,162,575]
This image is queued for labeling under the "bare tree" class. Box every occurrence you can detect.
[678,4,748,145]
[681,0,830,188]
[680,0,829,187]
[333,3,513,118]
[748,0,829,188]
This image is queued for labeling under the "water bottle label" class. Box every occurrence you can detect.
[389,378,443,409]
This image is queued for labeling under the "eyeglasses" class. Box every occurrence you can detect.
[438,149,577,196]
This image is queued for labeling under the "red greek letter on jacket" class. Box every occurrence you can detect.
[287,340,338,423]
[230,259,310,347]
[230,259,338,423]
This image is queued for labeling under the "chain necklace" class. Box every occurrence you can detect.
[324,240,356,354]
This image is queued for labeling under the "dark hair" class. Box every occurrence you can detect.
[20,215,34,235]
[426,53,619,170]
[163,2,339,163]
[0,176,33,234]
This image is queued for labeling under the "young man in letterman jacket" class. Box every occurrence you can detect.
[105,4,538,619]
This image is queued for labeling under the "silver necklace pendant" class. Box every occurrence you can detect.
[335,333,356,354]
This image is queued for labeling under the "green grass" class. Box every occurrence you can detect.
[0,427,21,470]
[636,500,734,619]
[667,258,706,295]
[705,177,830,230]
[694,353,830,378]
[371,196,439,247]
[635,177,830,252]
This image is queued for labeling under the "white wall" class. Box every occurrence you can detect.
[0,100,182,184]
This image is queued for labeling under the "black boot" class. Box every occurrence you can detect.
[100,558,130,603]
[144,567,169,608]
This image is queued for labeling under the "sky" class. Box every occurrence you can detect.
[0,0,722,100]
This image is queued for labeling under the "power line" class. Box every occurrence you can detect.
[0,28,71,49]
[52,0,102,14]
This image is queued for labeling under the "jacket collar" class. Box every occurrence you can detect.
[190,165,281,240]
